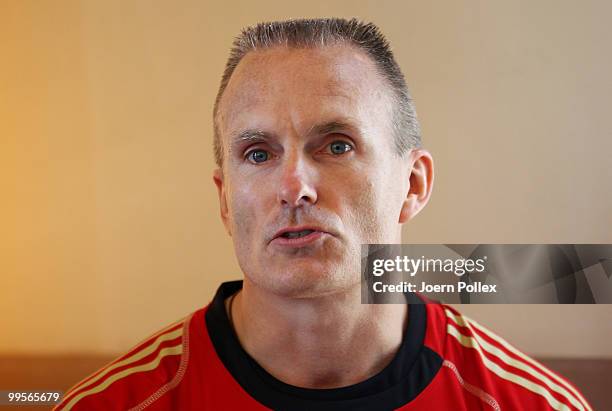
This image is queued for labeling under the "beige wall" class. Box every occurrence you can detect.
[1,0,611,357]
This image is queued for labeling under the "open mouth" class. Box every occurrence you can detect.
[280,229,315,239]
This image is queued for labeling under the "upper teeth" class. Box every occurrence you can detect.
[284,230,314,239]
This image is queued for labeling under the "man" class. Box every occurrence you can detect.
[55,18,591,410]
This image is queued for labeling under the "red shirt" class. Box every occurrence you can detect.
[55,281,592,410]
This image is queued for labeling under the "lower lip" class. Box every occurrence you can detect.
[271,231,327,248]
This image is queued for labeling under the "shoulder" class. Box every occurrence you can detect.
[427,304,592,411]
[54,312,195,411]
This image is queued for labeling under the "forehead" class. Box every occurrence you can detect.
[217,44,393,142]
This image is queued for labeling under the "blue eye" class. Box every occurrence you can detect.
[247,149,269,163]
[329,141,353,155]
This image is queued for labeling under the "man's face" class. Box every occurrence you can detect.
[215,44,413,298]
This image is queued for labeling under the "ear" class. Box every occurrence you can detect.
[399,149,434,224]
[213,168,232,236]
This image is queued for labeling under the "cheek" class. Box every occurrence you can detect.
[227,184,259,248]
[335,174,386,242]
[355,168,403,241]
[226,176,278,253]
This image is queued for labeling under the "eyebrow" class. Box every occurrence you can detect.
[233,129,272,144]
[308,120,354,137]
[228,119,359,152]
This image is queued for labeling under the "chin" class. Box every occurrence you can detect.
[249,261,361,299]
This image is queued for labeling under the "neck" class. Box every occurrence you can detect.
[227,278,408,389]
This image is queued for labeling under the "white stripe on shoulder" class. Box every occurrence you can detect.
[62,344,183,411]
[60,318,185,406]
[128,311,194,411]
[447,323,573,411]
[445,308,591,411]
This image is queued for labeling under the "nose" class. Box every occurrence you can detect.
[277,152,318,207]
